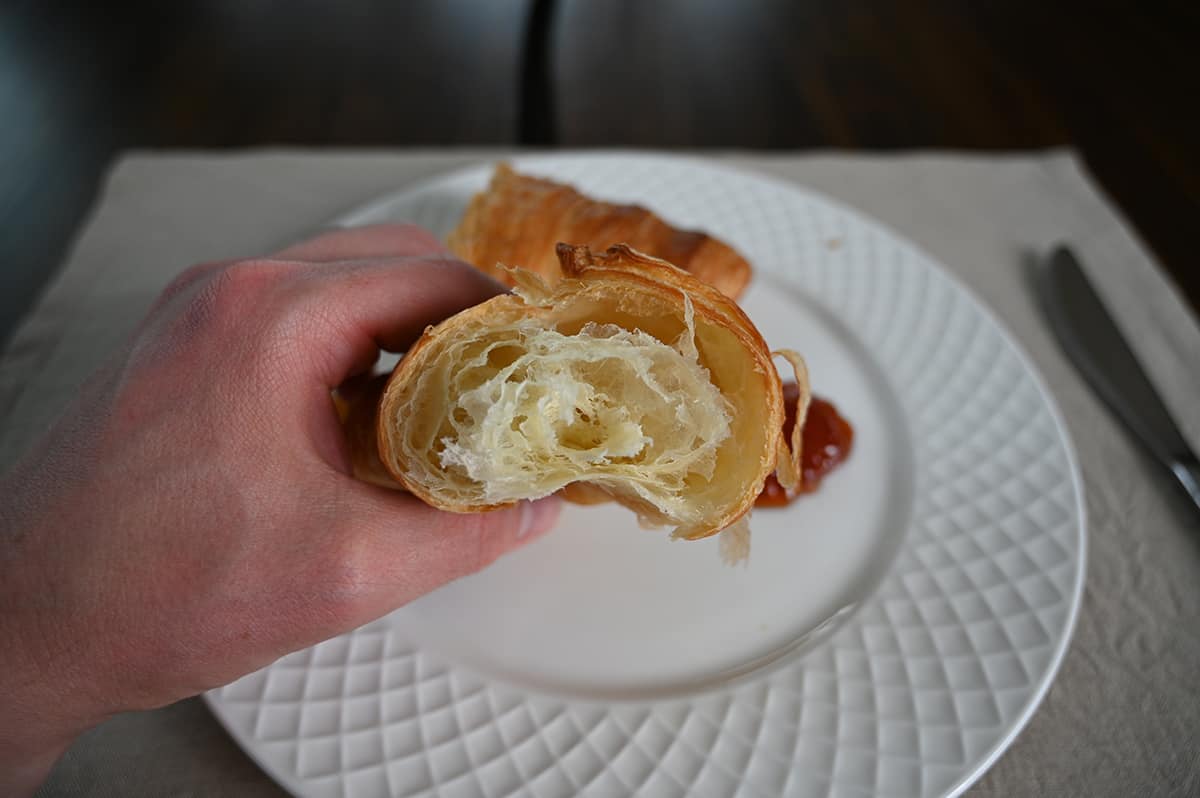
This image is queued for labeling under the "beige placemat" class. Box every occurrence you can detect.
[6,150,1197,797]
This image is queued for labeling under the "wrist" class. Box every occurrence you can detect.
[0,598,100,795]
[0,734,75,798]
[0,590,101,796]
[0,500,106,794]
[0,621,93,793]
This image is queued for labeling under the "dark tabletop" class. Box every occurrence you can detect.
[2,0,1197,345]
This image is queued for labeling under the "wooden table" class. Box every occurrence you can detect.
[2,0,1196,345]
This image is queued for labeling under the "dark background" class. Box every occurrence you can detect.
[2,0,1197,345]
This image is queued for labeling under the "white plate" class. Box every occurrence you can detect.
[206,155,1086,797]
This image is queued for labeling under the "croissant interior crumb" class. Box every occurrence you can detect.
[403,300,732,528]
[378,246,783,540]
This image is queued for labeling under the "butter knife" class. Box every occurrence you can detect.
[1037,245,1200,514]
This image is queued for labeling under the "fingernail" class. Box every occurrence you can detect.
[518,497,562,539]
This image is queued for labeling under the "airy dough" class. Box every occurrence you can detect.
[362,244,804,542]
[435,316,733,529]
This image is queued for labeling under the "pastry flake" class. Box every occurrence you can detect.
[363,244,805,542]
[447,163,753,300]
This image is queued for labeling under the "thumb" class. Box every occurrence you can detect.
[329,484,562,626]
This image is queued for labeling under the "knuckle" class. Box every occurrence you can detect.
[171,258,298,344]
[348,222,445,255]
[289,535,360,628]
[394,223,444,250]
[133,259,301,376]
[468,510,518,573]
[159,260,227,303]
[198,259,292,315]
[399,254,500,293]
[306,539,374,628]
[318,571,372,629]
[425,253,481,275]
[313,504,386,626]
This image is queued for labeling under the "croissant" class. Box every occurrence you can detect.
[447,163,753,300]
[353,244,809,552]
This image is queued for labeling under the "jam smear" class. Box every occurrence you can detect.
[756,382,854,507]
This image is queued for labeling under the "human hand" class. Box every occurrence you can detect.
[0,224,561,794]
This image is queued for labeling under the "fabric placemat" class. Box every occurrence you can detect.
[5,150,1197,797]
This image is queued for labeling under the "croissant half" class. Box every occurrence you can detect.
[371,244,804,541]
[447,164,754,301]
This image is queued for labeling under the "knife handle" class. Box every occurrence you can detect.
[1040,247,1200,518]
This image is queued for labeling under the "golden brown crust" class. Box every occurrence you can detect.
[447,163,753,300]
[555,243,761,341]
[366,244,788,540]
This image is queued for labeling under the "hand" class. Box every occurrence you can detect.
[0,224,561,794]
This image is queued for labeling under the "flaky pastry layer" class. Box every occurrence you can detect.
[371,244,797,540]
[447,163,753,300]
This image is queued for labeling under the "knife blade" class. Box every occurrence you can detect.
[1037,245,1200,515]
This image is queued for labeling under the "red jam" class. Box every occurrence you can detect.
[756,382,854,507]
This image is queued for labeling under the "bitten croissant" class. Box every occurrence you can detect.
[352,244,809,549]
[447,163,753,300]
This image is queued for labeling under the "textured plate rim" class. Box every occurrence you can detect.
[205,152,1088,798]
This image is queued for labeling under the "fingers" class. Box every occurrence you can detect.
[146,225,500,390]
[272,224,448,263]
[296,256,507,387]
[329,485,562,627]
